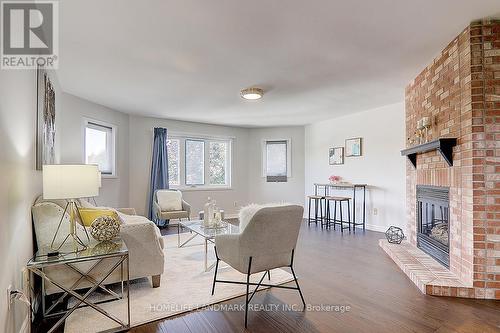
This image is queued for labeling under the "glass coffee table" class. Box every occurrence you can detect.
[178,220,239,271]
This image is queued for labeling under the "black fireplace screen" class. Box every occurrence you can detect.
[420,199,449,246]
[416,185,450,268]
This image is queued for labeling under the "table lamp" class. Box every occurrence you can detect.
[90,171,102,206]
[43,164,100,251]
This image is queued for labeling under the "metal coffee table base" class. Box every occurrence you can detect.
[178,228,215,272]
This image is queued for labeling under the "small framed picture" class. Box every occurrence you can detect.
[329,147,344,165]
[345,137,362,157]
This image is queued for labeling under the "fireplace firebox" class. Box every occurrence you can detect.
[416,185,450,268]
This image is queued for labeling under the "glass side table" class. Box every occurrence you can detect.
[27,239,130,333]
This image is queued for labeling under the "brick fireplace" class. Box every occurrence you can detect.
[380,19,500,300]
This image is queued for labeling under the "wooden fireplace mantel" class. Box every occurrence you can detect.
[400,138,457,168]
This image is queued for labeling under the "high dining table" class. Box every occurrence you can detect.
[314,183,368,232]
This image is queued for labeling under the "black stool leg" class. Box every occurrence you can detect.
[324,200,328,229]
[319,199,324,227]
[340,202,344,233]
[314,199,319,225]
[308,197,312,225]
[328,200,333,229]
[347,200,352,232]
[333,201,337,231]
[328,200,332,229]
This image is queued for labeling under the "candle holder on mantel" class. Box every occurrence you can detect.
[422,117,431,143]
[416,119,424,145]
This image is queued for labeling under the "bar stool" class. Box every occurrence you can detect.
[325,196,351,232]
[307,195,325,226]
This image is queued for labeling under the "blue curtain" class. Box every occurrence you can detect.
[148,128,169,222]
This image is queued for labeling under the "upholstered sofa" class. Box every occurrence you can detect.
[31,196,165,295]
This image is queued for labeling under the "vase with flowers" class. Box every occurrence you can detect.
[329,175,341,184]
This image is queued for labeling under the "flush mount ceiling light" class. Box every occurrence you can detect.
[240,87,263,100]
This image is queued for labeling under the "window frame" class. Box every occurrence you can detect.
[184,138,206,186]
[262,139,292,181]
[167,138,181,186]
[168,133,233,191]
[208,139,231,187]
[83,118,117,178]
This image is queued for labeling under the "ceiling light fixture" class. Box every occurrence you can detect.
[240,87,263,100]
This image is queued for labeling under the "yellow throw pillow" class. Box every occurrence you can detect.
[78,208,119,227]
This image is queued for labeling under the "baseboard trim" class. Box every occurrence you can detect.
[365,224,387,233]
[301,217,391,234]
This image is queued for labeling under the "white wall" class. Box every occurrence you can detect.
[59,93,130,208]
[0,69,45,333]
[247,127,305,205]
[55,97,306,217]
[128,115,251,217]
[305,103,406,232]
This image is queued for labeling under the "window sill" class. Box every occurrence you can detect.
[171,186,233,192]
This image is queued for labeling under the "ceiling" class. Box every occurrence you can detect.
[58,0,500,127]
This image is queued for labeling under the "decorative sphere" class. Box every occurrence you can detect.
[385,226,405,244]
[90,216,120,242]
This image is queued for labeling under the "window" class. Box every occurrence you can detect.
[185,139,205,185]
[167,139,180,186]
[209,141,229,185]
[84,120,116,176]
[168,135,232,188]
[263,140,290,182]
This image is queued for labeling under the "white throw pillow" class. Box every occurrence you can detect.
[238,202,292,232]
[157,190,183,211]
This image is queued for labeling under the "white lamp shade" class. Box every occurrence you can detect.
[43,164,100,199]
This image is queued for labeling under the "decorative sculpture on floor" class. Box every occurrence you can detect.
[385,226,405,244]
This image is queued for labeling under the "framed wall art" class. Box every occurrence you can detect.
[329,147,344,165]
[345,137,362,157]
[36,68,56,170]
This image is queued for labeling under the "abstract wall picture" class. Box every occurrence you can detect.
[329,147,344,165]
[36,68,56,170]
[345,137,362,157]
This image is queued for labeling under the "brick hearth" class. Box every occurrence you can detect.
[380,19,500,300]
[380,240,476,297]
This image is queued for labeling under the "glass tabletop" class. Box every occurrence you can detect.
[28,239,128,267]
[180,220,239,239]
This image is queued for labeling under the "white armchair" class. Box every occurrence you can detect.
[212,204,305,327]
[153,189,191,225]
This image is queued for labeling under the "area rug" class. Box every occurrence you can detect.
[64,234,294,332]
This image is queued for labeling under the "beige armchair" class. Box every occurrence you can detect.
[212,204,305,327]
[153,189,191,226]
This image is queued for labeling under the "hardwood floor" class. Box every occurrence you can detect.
[132,223,500,333]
